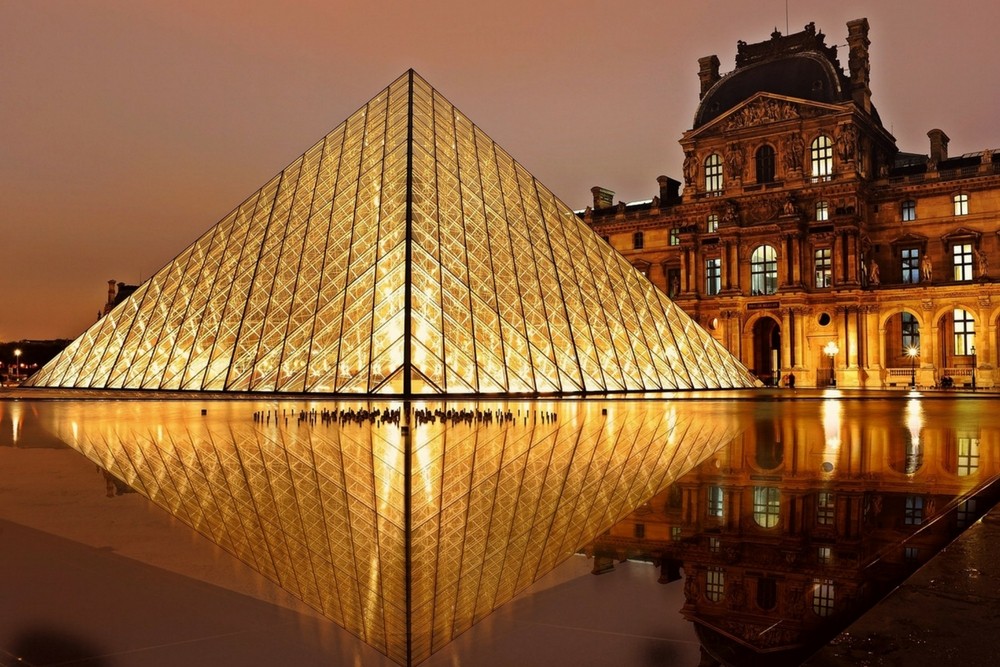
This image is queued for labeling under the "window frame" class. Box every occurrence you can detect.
[706,213,719,233]
[755,144,776,184]
[705,153,724,193]
[814,247,832,288]
[901,247,921,284]
[953,243,973,281]
[632,231,644,250]
[901,312,920,353]
[902,199,917,222]
[953,308,975,355]
[953,193,969,216]
[705,257,722,296]
[815,200,829,221]
[752,486,781,528]
[750,245,778,296]
[811,135,834,179]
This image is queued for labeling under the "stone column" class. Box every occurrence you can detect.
[781,308,792,371]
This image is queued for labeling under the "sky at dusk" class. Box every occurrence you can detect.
[3,0,1000,341]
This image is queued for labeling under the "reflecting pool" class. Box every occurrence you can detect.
[1,393,997,666]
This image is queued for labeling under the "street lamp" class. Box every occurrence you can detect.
[823,341,839,387]
[13,349,22,383]
[971,345,977,391]
[907,345,919,388]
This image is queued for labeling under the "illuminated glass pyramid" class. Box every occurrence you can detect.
[27,70,757,394]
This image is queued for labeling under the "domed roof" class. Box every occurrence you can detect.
[695,52,846,128]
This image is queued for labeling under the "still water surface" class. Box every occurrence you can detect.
[1,392,996,666]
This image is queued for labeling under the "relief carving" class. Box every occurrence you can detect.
[726,142,746,179]
[783,134,805,171]
[724,98,799,131]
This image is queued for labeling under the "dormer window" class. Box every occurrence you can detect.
[705,154,724,193]
[811,135,833,179]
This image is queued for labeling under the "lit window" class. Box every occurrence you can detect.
[671,526,682,542]
[709,536,721,553]
[954,193,969,216]
[669,228,680,246]
[953,308,975,355]
[901,312,920,352]
[706,568,725,602]
[817,492,835,525]
[633,231,644,249]
[705,258,722,296]
[708,485,724,517]
[815,200,829,221]
[750,245,778,295]
[817,546,832,564]
[901,247,921,284]
[957,437,980,476]
[814,248,832,288]
[705,153,724,193]
[755,145,776,183]
[753,486,780,528]
[811,136,833,179]
[902,199,917,221]
[904,495,924,526]
[634,523,645,539]
[706,213,719,233]
[953,243,973,281]
[812,579,835,617]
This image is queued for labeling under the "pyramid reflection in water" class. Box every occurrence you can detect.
[27,71,757,394]
[43,400,742,665]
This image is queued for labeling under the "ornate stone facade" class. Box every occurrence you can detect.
[586,19,1000,388]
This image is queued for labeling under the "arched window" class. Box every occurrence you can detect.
[753,486,780,527]
[811,135,833,179]
[755,145,776,183]
[750,245,778,295]
[705,153,724,193]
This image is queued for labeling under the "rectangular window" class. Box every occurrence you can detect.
[904,495,924,526]
[708,485,724,517]
[812,579,835,617]
[901,247,921,284]
[817,492,835,525]
[671,526,682,542]
[957,437,980,476]
[669,228,680,246]
[953,308,975,355]
[953,243,973,281]
[904,546,920,562]
[634,523,645,539]
[706,568,725,602]
[902,199,917,221]
[706,214,719,233]
[815,200,829,221]
[817,546,832,564]
[705,154,724,193]
[633,231,644,249]
[901,312,920,352]
[954,193,969,216]
[705,258,722,296]
[957,498,978,529]
[814,248,832,288]
[709,536,721,553]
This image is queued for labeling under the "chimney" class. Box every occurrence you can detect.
[106,279,116,313]
[928,129,950,163]
[591,186,615,210]
[657,175,681,206]
[698,55,721,99]
[845,18,872,113]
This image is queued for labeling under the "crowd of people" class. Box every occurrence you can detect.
[251,405,560,428]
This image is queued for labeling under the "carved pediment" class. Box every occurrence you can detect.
[683,93,844,141]
[941,227,982,245]
[890,232,929,247]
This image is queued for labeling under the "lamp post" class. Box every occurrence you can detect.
[971,345,977,391]
[13,348,22,383]
[823,341,839,387]
[907,345,919,388]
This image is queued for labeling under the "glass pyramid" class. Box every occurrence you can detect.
[27,71,757,395]
[38,399,744,665]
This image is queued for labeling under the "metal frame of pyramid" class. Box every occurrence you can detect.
[27,71,757,395]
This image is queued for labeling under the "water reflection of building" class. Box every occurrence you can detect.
[585,399,1000,664]
[584,18,999,388]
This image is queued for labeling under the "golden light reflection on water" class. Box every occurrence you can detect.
[34,398,743,665]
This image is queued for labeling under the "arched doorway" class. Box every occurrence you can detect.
[752,316,781,386]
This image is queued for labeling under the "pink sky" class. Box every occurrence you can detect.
[3,0,999,340]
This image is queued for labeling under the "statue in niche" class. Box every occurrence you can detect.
[922,255,933,282]
[837,124,858,162]
[869,260,880,286]
[722,201,739,227]
[783,134,804,171]
[782,195,797,216]
[670,275,680,297]
[977,249,989,278]
[726,143,746,179]
[683,151,698,187]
